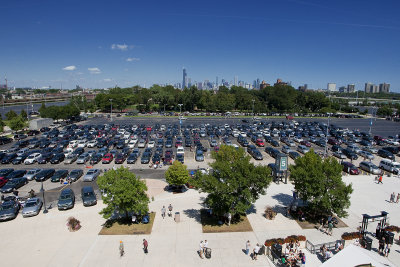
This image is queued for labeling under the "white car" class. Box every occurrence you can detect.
[358,150,374,160]
[176,146,185,155]
[333,151,347,159]
[147,141,155,148]
[293,136,303,143]
[69,140,78,148]
[128,139,137,148]
[87,140,97,148]
[138,139,146,148]
[77,140,87,148]
[24,153,42,165]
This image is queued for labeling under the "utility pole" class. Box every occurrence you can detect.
[109,99,113,122]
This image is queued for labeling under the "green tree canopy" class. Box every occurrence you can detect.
[97,167,149,219]
[5,110,18,121]
[9,116,26,131]
[289,150,353,218]
[192,145,272,217]
[165,161,190,186]
[377,105,393,117]
[0,117,4,132]
[20,109,28,121]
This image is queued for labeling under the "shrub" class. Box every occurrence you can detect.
[66,217,81,232]
[341,232,362,240]
[284,235,307,243]
[265,206,277,220]
[385,225,400,233]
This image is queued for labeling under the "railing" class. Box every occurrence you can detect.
[265,246,285,267]
[306,240,344,254]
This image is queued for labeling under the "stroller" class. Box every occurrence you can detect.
[205,247,212,259]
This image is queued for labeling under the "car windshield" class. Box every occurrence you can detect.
[24,201,37,207]
[87,171,94,175]
[0,204,13,210]
[71,171,80,176]
[83,192,94,197]
[60,194,71,200]
[27,170,36,174]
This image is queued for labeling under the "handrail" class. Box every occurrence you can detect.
[265,246,285,267]
[306,239,344,254]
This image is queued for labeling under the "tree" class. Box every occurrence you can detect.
[377,105,393,117]
[5,110,18,121]
[20,109,28,121]
[289,150,353,218]
[97,167,149,219]
[193,145,272,217]
[165,161,190,186]
[9,116,26,131]
[0,117,4,132]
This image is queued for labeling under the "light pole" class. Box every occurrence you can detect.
[324,113,331,158]
[109,99,113,122]
[178,104,183,135]
[252,99,255,120]
[40,181,48,214]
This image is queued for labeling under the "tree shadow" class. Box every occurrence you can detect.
[271,193,293,206]
[183,208,202,223]
[246,204,257,214]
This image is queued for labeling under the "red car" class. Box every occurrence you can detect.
[256,139,265,147]
[341,162,360,175]
[175,140,182,148]
[300,140,311,147]
[328,139,339,146]
[0,177,9,188]
[102,153,114,164]
[146,126,152,131]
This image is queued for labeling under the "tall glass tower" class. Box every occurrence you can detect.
[182,68,187,89]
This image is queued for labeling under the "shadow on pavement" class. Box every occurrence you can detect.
[183,208,201,223]
[272,193,293,206]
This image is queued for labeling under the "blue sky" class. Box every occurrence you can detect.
[0,0,399,91]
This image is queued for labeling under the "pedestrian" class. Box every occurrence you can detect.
[318,217,325,231]
[397,193,400,203]
[143,239,148,254]
[379,238,385,254]
[168,204,173,217]
[384,244,390,257]
[378,175,383,184]
[227,213,232,226]
[161,206,166,219]
[390,192,395,203]
[327,221,333,236]
[253,243,260,260]
[245,240,250,255]
[119,240,124,257]
[199,241,204,258]
[203,240,208,254]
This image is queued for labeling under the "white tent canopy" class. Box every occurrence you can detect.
[321,244,395,267]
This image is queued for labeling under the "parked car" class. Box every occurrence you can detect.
[358,150,374,160]
[127,153,138,164]
[359,161,381,175]
[297,145,309,154]
[195,150,204,161]
[89,153,102,165]
[22,198,43,217]
[37,153,52,164]
[76,152,90,164]
[35,169,56,182]
[57,188,75,210]
[68,169,83,182]
[115,153,127,164]
[81,186,97,207]
[0,200,20,221]
[51,169,69,182]
[6,170,27,180]
[0,177,28,193]
[50,153,65,164]
[342,148,358,160]
[83,169,101,182]
[24,168,42,181]
[289,151,301,160]
[64,154,78,164]
[379,159,400,174]
[378,149,395,160]
[102,153,114,164]
[341,162,360,175]
[333,151,346,159]
[24,153,42,165]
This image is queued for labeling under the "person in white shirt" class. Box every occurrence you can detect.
[253,243,260,260]
[199,241,204,259]
[203,240,208,254]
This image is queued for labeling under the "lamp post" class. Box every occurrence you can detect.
[40,181,48,214]
[252,99,255,120]
[109,99,113,122]
[324,113,331,158]
[178,104,183,135]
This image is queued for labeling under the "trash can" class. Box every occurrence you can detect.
[174,212,180,222]
[362,236,372,251]
[385,231,394,245]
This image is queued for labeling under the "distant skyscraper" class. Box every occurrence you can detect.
[256,78,260,89]
[347,84,355,93]
[327,83,336,92]
[216,76,218,87]
[234,76,238,86]
[379,83,390,93]
[365,82,373,93]
[182,68,187,89]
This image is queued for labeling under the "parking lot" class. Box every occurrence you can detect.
[1,116,400,218]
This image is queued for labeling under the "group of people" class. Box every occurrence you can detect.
[119,239,148,257]
[244,241,261,260]
[318,215,334,236]
[378,237,391,257]
[320,244,333,261]
[161,204,173,219]
[148,160,163,169]
[198,240,209,259]
[282,240,306,266]
[389,192,400,203]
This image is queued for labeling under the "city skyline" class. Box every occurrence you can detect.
[0,0,399,91]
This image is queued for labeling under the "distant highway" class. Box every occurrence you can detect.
[0,101,68,117]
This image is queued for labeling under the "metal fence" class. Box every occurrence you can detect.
[265,246,285,267]
[306,240,344,254]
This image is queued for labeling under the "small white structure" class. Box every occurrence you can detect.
[29,118,53,130]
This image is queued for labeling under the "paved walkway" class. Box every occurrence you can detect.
[1,175,399,266]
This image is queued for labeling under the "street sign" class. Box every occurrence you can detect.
[276,154,288,171]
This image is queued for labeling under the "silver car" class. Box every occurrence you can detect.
[358,150,374,160]
[24,169,42,181]
[22,198,43,217]
[64,154,78,164]
[83,169,101,182]
[76,153,90,164]
[333,151,347,159]
[364,146,378,154]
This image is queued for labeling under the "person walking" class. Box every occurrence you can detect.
[161,206,166,219]
[143,239,148,254]
[245,240,251,255]
[203,240,208,254]
[397,193,400,203]
[168,204,173,217]
[119,241,124,257]
[327,221,333,236]
[199,241,204,259]
[384,244,391,257]
[390,192,395,203]
[253,243,260,260]
[378,175,383,184]
[318,218,325,232]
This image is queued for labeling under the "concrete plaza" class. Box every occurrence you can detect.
[1,173,400,267]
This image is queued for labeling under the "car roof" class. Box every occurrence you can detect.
[81,186,94,193]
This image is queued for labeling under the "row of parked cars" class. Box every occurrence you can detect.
[0,185,97,221]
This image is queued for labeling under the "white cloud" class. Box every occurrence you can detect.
[111,43,134,51]
[126,57,140,62]
[103,78,112,82]
[88,67,101,74]
[62,65,76,71]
